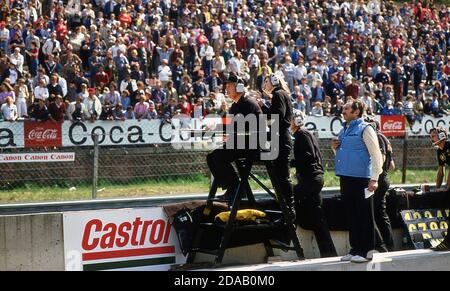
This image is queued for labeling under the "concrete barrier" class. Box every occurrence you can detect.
[0,207,447,271]
[0,213,64,271]
[211,250,450,271]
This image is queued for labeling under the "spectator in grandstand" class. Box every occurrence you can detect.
[49,95,66,122]
[177,95,191,116]
[111,103,125,121]
[29,98,49,122]
[381,100,397,116]
[134,93,149,121]
[1,96,17,121]
[124,105,135,120]
[14,78,29,118]
[84,88,102,121]
[293,94,306,115]
[404,95,416,126]
[311,101,324,117]
[147,101,159,120]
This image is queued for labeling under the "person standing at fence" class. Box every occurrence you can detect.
[365,117,395,252]
[430,127,450,251]
[332,100,383,263]
[291,110,337,257]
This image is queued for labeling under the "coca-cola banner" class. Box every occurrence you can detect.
[1,115,450,149]
[24,121,63,148]
[380,115,406,137]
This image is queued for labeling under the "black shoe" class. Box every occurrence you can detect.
[431,240,450,251]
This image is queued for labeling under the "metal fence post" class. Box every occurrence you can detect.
[402,135,408,184]
[92,133,99,199]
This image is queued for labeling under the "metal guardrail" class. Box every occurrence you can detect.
[0,184,421,216]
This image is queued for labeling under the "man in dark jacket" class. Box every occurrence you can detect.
[207,73,262,201]
[291,110,337,257]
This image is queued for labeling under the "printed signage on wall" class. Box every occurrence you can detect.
[401,209,449,249]
[1,115,450,149]
[380,115,406,137]
[63,208,185,271]
[24,121,62,148]
[0,152,75,163]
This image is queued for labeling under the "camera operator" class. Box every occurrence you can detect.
[258,73,296,222]
[206,73,262,202]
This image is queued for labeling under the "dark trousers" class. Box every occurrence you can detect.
[340,176,376,257]
[294,175,337,257]
[265,145,295,217]
[374,174,394,250]
[207,148,252,191]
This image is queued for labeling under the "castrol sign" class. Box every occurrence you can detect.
[63,208,185,271]
[24,121,62,148]
[380,115,406,137]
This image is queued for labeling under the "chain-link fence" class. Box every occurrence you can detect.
[0,126,438,204]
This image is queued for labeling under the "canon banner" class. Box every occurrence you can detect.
[1,116,450,149]
[0,152,75,163]
[63,207,186,271]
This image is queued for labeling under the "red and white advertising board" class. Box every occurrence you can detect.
[63,208,185,271]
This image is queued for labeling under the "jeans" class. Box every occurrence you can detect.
[30,59,39,77]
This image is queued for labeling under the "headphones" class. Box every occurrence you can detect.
[269,73,280,87]
[364,116,380,132]
[235,77,245,93]
[293,109,305,127]
[431,127,447,145]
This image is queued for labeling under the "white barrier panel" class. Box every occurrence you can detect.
[0,122,24,148]
[1,115,450,148]
[63,207,186,271]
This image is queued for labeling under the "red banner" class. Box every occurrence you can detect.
[24,121,63,148]
[380,115,406,137]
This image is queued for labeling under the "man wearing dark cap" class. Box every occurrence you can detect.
[206,73,262,201]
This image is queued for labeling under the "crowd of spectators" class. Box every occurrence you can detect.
[0,0,448,127]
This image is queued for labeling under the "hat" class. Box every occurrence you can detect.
[249,48,255,54]
[386,100,393,105]
[88,88,96,94]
